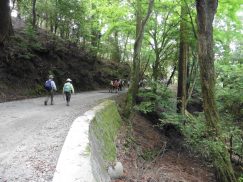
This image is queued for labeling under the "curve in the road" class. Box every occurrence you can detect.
[0,91,118,182]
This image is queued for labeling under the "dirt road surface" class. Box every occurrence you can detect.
[0,91,115,182]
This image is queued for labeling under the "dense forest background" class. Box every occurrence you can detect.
[0,0,242,181]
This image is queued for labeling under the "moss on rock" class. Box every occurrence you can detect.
[91,100,121,162]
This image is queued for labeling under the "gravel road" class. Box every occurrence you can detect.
[0,91,115,182]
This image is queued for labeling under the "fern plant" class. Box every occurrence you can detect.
[134,81,176,117]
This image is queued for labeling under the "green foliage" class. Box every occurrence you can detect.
[162,113,210,160]
[134,90,156,114]
[155,102,242,178]
[159,113,239,182]
[13,35,29,51]
[25,25,37,40]
[12,0,242,178]
[123,134,136,151]
[216,63,243,121]
[181,114,207,148]
[140,148,160,161]
[220,117,243,160]
[175,110,243,166]
[18,53,35,60]
[28,84,45,96]
[159,112,184,126]
[21,25,43,51]
[16,0,242,68]
[135,81,176,116]
[238,176,243,182]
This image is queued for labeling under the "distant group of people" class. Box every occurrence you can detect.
[109,79,125,93]
[44,75,74,106]
[108,79,146,93]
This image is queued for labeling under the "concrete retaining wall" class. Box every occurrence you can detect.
[52,100,121,182]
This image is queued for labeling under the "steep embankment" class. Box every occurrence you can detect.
[0,19,130,102]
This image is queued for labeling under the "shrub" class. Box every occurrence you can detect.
[216,63,243,122]
[135,81,176,118]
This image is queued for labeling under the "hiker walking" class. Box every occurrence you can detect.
[44,75,57,105]
[63,78,74,106]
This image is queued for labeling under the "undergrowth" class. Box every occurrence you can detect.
[135,81,243,180]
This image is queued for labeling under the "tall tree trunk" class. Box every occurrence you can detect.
[0,0,14,46]
[196,0,236,181]
[197,0,219,139]
[177,3,188,115]
[54,0,58,35]
[125,0,154,116]
[54,22,58,35]
[152,52,160,93]
[50,21,54,33]
[151,14,159,83]
[152,53,160,82]
[130,0,143,105]
[32,0,37,29]
[167,65,176,86]
[111,31,121,62]
[122,32,130,62]
[186,48,196,97]
[16,0,21,18]
[90,3,100,58]
[131,0,154,104]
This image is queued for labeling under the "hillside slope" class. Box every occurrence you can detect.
[0,19,130,102]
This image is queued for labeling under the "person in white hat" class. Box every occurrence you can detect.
[44,75,57,105]
[63,78,75,106]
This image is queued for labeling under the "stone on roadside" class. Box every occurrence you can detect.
[108,161,123,179]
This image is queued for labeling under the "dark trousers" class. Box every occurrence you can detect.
[65,92,71,103]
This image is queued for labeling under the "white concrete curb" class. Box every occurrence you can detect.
[52,106,102,182]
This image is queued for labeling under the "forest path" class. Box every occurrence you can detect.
[0,90,116,182]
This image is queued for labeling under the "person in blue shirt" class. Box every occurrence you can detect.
[63,78,75,106]
[44,75,57,105]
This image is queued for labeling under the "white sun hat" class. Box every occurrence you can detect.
[66,78,72,82]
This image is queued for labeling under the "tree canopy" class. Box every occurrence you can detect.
[1,0,242,181]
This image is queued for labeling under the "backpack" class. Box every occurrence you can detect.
[44,80,52,91]
[63,83,71,92]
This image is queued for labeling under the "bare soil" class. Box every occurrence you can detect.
[113,95,216,182]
